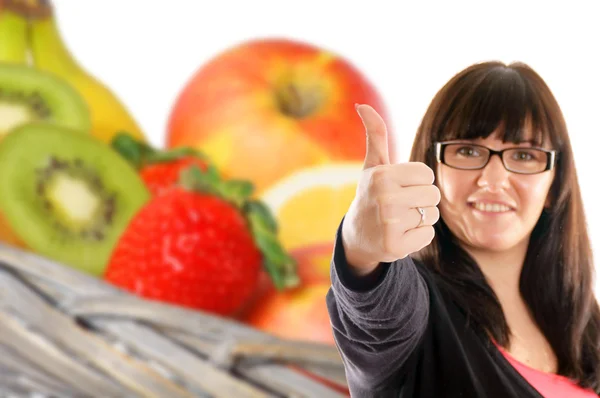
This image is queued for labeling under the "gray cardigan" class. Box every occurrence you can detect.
[326,218,549,397]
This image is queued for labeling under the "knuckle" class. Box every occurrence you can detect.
[425,185,435,198]
[432,185,442,204]
[432,206,441,223]
[416,162,435,184]
[426,167,435,184]
[368,167,386,191]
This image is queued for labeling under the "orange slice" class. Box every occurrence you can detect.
[260,162,362,250]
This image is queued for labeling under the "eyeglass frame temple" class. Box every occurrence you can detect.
[432,141,557,173]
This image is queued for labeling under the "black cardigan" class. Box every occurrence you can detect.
[326,218,569,398]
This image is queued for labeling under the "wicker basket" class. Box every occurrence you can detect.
[0,242,349,398]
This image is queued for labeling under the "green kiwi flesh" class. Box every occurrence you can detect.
[0,122,150,275]
[0,63,91,138]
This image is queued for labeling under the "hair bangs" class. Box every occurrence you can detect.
[436,65,552,148]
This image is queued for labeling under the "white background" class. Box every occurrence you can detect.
[52,0,600,290]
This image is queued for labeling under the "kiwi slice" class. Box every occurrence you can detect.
[0,122,150,276]
[0,63,91,139]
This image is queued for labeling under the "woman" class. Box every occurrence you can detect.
[326,61,600,397]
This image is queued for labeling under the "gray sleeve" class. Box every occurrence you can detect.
[325,217,430,394]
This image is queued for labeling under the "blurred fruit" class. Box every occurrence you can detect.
[139,157,209,197]
[290,242,334,285]
[0,63,91,139]
[22,0,147,144]
[0,1,28,64]
[260,162,362,250]
[166,37,393,193]
[104,165,299,316]
[233,242,334,319]
[0,210,26,247]
[242,283,335,345]
[111,132,210,197]
[0,122,150,276]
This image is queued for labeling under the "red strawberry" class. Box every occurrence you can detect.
[104,164,299,316]
[110,132,209,196]
[140,157,208,196]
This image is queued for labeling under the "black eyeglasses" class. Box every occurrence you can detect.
[433,141,557,174]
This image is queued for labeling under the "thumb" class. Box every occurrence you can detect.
[356,104,390,169]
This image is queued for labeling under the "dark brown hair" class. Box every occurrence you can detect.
[409,61,600,391]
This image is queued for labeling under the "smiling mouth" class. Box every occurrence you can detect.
[468,202,515,213]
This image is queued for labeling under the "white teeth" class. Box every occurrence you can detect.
[473,202,511,212]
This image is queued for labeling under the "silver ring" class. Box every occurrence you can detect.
[416,207,425,227]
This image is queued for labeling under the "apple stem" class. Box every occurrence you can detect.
[277,83,317,118]
[287,84,302,114]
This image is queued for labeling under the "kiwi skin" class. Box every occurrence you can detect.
[0,63,91,139]
[0,122,150,276]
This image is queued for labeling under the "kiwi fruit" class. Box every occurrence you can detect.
[0,122,150,276]
[0,63,91,139]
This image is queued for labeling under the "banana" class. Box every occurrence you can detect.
[27,0,148,144]
[0,1,28,64]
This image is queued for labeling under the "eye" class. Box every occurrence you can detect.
[455,145,481,157]
[512,150,536,161]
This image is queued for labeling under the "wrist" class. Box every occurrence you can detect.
[341,239,380,277]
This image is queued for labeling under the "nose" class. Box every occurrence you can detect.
[476,153,510,192]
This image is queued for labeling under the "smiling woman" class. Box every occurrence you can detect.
[326,61,600,397]
[432,135,557,253]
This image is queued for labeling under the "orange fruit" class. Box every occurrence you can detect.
[260,162,361,250]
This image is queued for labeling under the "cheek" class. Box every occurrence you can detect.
[436,167,475,205]
[514,175,554,209]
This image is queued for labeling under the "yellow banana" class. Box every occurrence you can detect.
[27,1,148,144]
[0,1,28,64]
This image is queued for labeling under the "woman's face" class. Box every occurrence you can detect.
[436,131,555,253]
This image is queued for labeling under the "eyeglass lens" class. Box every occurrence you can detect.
[443,144,548,173]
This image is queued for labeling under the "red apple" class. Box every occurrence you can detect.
[233,241,334,320]
[165,37,394,193]
[290,242,334,285]
[242,283,335,345]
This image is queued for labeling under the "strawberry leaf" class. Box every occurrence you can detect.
[111,132,209,169]
[219,180,255,208]
[145,146,208,164]
[111,132,155,169]
[180,165,255,209]
[179,165,219,194]
[245,200,278,234]
[247,203,299,290]
[178,164,299,291]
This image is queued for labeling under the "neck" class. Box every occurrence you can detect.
[462,238,530,301]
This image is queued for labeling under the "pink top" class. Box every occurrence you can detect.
[496,345,598,397]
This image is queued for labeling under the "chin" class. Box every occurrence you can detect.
[473,239,517,252]
[467,233,527,253]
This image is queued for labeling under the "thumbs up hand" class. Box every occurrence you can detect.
[341,104,441,276]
